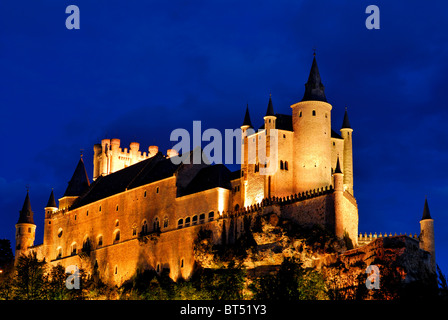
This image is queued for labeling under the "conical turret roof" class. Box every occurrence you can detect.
[17,191,34,224]
[242,104,253,128]
[301,54,327,102]
[46,189,57,208]
[63,157,90,197]
[421,198,432,220]
[334,156,343,174]
[342,108,352,129]
[265,93,275,117]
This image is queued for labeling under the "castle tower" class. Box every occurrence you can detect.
[340,108,354,195]
[43,190,58,258]
[333,157,345,239]
[59,155,90,210]
[240,104,253,205]
[419,198,435,270]
[263,94,277,198]
[15,190,36,262]
[291,54,332,192]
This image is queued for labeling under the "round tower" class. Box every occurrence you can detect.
[263,93,277,196]
[15,190,36,262]
[340,108,354,195]
[333,157,345,239]
[291,54,332,193]
[240,104,253,206]
[43,189,58,259]
[419,197,435,270]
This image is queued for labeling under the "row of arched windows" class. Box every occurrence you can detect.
[177,212,214,229]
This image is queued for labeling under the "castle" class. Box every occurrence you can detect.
[14,54,436,285]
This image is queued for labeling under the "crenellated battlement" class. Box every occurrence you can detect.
[93,139,160,180]
[358,232,419,247]
[221,185,335,219]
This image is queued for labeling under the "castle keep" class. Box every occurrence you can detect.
[14,55,436,285]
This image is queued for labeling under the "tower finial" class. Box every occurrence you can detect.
[312,47,316,57]
[80,149,84,159]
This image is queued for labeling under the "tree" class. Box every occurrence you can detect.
[14,251,47,299]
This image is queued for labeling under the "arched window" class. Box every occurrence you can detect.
[114,230,120,243]
[299,110,302,117]
[115,219,119,227]
[177,219,184,229]
[312,110,316,116]
[284,161,288,171]
[208,211,215,221]
[97,235,103,247]
[153,217,160,231]
[234,204,240,211]
[71,243,77,256]
[199,213,205,224]
[141,220,148,235]
[56,247,62,260]
[163,216,169,228]
[185,217,191,227]
[280,160,284,170]
[82,237,91,253]
[192,215,198,225]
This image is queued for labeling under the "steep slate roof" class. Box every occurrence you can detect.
[301,55,327,102]
[181,164,232,196]
[265,94,275,117]
[46,190,57,208]
[342,108,352,129]
[70,152,177,209]
[242,104,253,128]
[63,158,91,197]
[18,191,34,224]
[421,198,432,220]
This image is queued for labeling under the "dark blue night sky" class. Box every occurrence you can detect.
[1,0,447,276]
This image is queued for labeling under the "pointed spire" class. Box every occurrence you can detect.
[18,190,34,224]
[46,189,57,208]
[265,92,275,117]
[342,107,352,129]
[242,103,253,128]
[301,53,327,102]
[421,197,432,220]
[334,156,343,174]
[63,156,90,197]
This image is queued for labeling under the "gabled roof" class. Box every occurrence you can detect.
[70,152,176,209]
[181,164,232,196]
[259,113,293,132]
[17,191,34,224]
[63,157,91,197]
[301,55,327,102]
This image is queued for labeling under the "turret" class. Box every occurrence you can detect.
[333,157,344,239]
[340,108,354,195]
[15,190,36,262]
[43,189,58,259]
[419,198,435,270]
[291,53,332,192]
